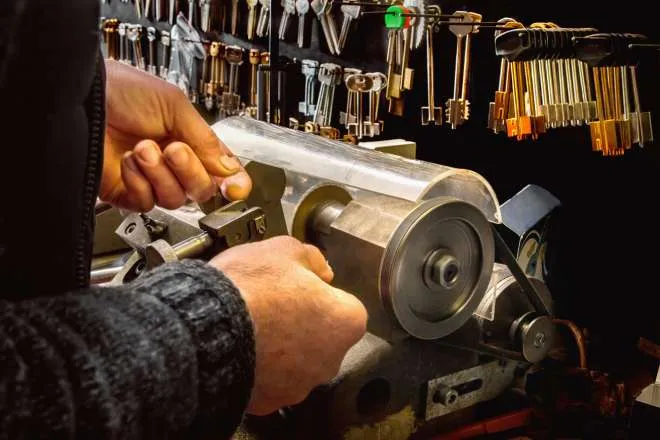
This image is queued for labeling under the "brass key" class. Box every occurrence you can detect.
[445,11,481,129]
[246,0,259,39]
[249,49,260,107]
[505,61,532,140]
[523,60,546,139]
[589,67,619,155]
[102,19,120,60]
[488,18,522,133]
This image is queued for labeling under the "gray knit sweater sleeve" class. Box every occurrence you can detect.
[0,259,255,439]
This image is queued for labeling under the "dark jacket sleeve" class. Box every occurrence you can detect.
[0,259,255,440]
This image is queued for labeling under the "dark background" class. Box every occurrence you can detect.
[102,0,660,369]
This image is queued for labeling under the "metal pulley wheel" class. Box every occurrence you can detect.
[475,263,555,363]
[380,197,495,340]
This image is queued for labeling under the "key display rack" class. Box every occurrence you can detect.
[101,0,660,393]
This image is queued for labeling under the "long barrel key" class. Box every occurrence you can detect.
[420,5,441,125]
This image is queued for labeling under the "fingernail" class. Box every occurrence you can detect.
[223,183,247,201]
[137,143,159,165]
[222,173,252,200]
[219,155,241,172]
[167,145,189,167]
[124,154,139,173]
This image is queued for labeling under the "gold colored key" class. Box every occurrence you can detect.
[488,18,523,133]
[505,61,532,140]
[589,67,620,156]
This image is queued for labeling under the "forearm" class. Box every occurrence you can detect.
[0,260,255,439]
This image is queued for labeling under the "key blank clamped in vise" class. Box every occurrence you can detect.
[110,200,267,283]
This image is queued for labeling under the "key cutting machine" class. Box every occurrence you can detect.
[93,117,557,439]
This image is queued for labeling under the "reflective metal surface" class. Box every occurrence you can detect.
[308,193,495,341]
[476,263,554,363]
[212,116,502,223]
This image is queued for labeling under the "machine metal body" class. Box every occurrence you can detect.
[93,117,556,438]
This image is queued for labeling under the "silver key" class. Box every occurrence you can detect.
[128,25,145,70]
[295,0,309,47]
[169,0,177,25]
[118,23,127,64]
[135,0,144,18]
[220,46,244,118]
[346,74,373,139]
[160,30,171,79]
[278,0,296,40]
[147,27,157,75]
[340,67,362,126]
[246,0,259,39]
[421,6,441,125]
[155,0,163,21]
[314,63,342,126]
[200,0,212,32]
[145,0,152,19]
[311,0,339,55]
[256,0,271,37]
[188,0,196,27]
[630,65,653,147]
[338,3,360,53]
[365,72,387,137]
[299,59,319,116]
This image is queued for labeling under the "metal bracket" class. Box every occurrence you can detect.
[109,201,269,284]
[425,360,517,420]
[199,200,267,248]
[115,212,167,253]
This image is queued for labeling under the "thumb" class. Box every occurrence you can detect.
[169,95,253,200]
[170,94,242,177]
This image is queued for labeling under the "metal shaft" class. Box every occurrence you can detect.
[426,26,435,108]
[460,34,472,100]
[453,36,464,99]
[173,233,214,259]
[91,266,123,284]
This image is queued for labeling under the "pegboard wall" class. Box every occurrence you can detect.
[101,0,660,356]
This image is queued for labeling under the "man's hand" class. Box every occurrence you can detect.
[210,236,368,416]
[101,60,252,212]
